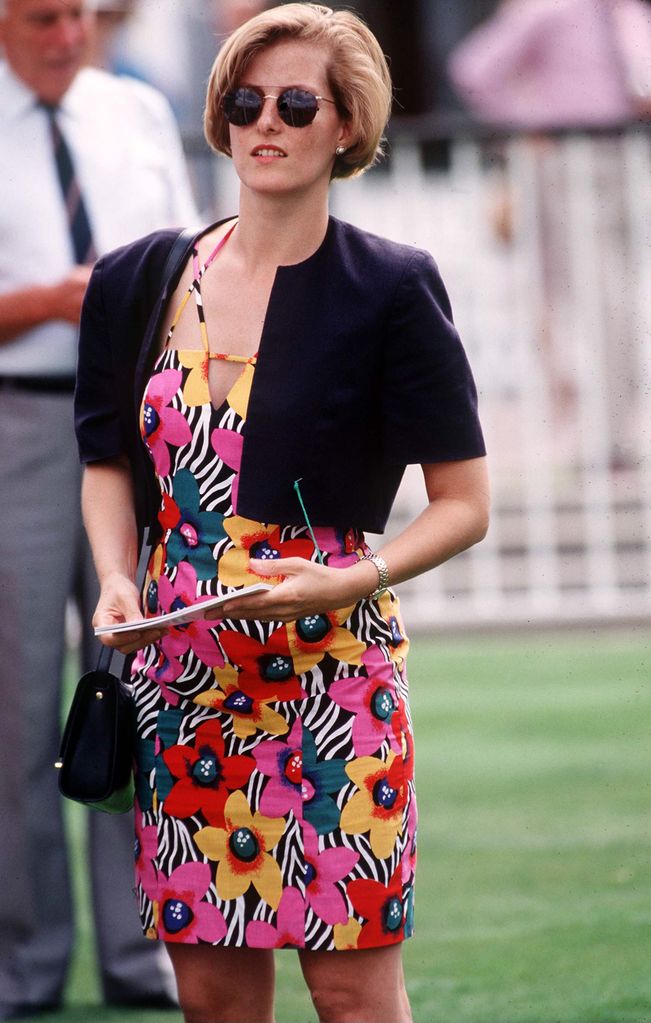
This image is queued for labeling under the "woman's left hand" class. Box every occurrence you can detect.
[214,556,377,622]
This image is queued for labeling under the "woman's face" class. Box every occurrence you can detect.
[227,38,351,200]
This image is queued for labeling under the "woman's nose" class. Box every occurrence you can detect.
[256,94,282,130]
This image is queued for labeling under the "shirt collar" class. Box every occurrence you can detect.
[0,58,85,123]
[0,60,39,121]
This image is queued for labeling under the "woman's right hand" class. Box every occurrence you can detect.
[93,571,167,655]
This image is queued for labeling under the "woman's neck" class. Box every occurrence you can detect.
[233,186,331,271]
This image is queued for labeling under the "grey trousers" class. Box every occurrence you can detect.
[0,388,174,1011]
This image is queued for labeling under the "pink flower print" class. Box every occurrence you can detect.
[156,862,227,944]
[141,369,192,477]
[245,886,305,949]
[253,717,303,818]
[157,563,224,668]
[134,808,158,901]
[313,527,364,568]
[145,647,183,707]
[329,645,402,757]
[211,427,244,512]
[303,821,359,926]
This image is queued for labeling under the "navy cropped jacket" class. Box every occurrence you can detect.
[75,216,485,545]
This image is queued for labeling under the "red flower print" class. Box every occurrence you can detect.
[163,719,254,826]
[220,627,304,702]
[348,862,405,948]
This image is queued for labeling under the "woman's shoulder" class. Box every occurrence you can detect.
[92,222,218,310]
[96,226,193,281]
[329,216,431,275]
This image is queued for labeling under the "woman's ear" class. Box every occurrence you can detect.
[336,120,354,152]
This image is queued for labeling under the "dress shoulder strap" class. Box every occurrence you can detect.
[165,221,237,353]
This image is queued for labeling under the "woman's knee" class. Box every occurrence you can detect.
[166,943,275,1023]
[308,978,362,1023]
[300,946,411,1023]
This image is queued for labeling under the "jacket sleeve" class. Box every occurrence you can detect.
[74,257,125,463]
[381,249,486,465]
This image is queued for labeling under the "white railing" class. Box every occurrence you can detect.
[327,129,651,629]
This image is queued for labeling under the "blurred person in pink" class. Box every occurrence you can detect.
[448,0,651,130]
[448,0,651,467]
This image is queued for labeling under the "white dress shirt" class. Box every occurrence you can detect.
[0,62,199,375]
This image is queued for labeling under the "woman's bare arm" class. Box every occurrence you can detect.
[220,456,490,621]
[82,456,166,653]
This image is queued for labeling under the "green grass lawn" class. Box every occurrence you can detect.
[45,629,651,1023]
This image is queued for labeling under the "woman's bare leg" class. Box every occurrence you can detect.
[298,944,412,1023]
[166,943,275,1023]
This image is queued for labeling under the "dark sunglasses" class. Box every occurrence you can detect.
[222,86,336,128]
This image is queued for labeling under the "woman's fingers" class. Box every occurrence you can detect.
[97,625,168,654]
[221,561,341,621]
[92,574,163,653]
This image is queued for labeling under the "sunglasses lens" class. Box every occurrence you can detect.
[223,87,322,128]
[223,87,262,126]
[277,88,319,127]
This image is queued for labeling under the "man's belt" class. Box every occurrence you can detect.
[0,374,76,394]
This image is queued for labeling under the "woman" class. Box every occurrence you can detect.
[76,5,489,1022]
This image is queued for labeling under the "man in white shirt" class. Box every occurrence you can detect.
[0,0,198,1016]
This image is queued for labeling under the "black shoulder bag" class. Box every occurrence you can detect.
[56,225,200,813]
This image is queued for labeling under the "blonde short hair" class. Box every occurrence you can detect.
[204,2,393,179]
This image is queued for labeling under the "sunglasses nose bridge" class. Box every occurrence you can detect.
[255,92,284,128]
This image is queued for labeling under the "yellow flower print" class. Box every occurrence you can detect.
[195,790,285,908]
[334,918,362,950]
[218,517,315,588]
[377,591,410,668]
[340,751,405,860]
[227,361,254,419]
[178,350,210,406]
[286,608,366,674]
[210,663,239,690]
[193,669,290,740]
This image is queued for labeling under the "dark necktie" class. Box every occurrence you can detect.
[41,103,97,265]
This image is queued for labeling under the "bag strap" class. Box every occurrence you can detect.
[95,225,201,675]
[161,224,202,285]
[97,644,113,673]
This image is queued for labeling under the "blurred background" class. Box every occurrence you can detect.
[94,0,651,633]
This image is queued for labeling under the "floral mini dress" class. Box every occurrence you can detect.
[132,225,417,951]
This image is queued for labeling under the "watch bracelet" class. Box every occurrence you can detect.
[362,552,390,599]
